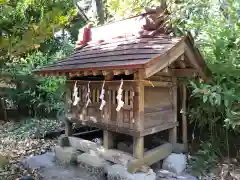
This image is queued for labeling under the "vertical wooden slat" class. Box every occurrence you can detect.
[124,90,128,106]
[96,89,100,103]
[169,78,177,145]
[130,90,134,129]
[112,90,116,105]
[182,84,188,151]
[92,89,96,103]
[81,85,88,121]
[103,89,110,123]
[108,90,112,122]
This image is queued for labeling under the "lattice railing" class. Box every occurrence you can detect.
[67,80,135,129]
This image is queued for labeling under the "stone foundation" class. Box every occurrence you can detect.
[54,146,80,164]
[77,153,106,179]
[107,164,156,180]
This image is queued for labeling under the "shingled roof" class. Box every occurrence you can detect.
[34,8,211,79]
[36,35,180,70]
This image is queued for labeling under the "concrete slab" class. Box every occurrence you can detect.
[21,152,104,180]
[107,164,156,180]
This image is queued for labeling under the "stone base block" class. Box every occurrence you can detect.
[54,146,79,164]
[77,152,106,179]
[58,134,70,147]
[162,153,187,174]
[107,164,156,180]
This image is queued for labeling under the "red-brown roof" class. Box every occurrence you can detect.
[34,6,211,79]
[34,35,183,73]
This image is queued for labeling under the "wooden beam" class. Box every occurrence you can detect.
[141,122,178,136]
[92,70,101,76]
[171,68,198,77]
[143,81,173,87]
[147,76,172,82]
[182,84,188,151]
[127,143,173,173]
[113,70,122,75]
[124,70,133,75]
[102,70,108,76]
[83,70,91,76]
[145,42,184,78]
[103,71,114,80]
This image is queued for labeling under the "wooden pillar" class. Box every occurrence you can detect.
[182,84,188,151]
[133,136,144,159]
[65,120,73,136]
[133,69,145,159]
[133,69,144,131]
[103,130,114,149]
[1,98,7,121]
[64,81,73,136]
[169,127,177,145]
[169,78,177,145]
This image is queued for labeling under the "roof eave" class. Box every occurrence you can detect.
[34,64,145,77]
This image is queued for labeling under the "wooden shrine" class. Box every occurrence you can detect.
[34,7,211,172]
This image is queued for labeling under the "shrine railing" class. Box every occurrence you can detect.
[65,80,136,129]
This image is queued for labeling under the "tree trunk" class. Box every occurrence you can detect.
[93,0,105,25]
[161,0,167,10]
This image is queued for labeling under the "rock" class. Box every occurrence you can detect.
[157,169,177,178]
[11,163,20,173]
[0,154,9,169]
[54,146,79,164]
[19,176,34,180]
[157,169,198,180]
[176,175,198,180]
[108,164,156,180]
[77,152,106,167]
[77,152,106,179]
[162,153,187,174]
[58,134,70,147]
[21,152,55,169]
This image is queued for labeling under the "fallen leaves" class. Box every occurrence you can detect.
[0,118,61,180]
